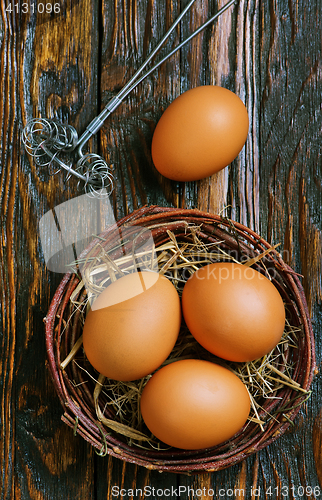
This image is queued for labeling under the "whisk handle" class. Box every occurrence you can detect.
[77,0,199,155]
[77,0,236,157]
[77,96,122,155]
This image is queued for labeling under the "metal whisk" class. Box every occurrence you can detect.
[22,0,236,197]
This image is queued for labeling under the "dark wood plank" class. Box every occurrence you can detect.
[1,1,101,498]
[1,6,23,500]
[97,0,184,494]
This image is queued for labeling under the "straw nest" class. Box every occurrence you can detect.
[45,206,316,473]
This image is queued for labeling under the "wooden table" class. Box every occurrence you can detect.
[1,0,322,498]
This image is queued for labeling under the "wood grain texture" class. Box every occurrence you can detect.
[0,0,321,498]
[1,1,99,499]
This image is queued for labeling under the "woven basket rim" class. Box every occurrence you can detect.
[45,205,316,473]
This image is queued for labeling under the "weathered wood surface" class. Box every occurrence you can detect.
[1,0,321,498]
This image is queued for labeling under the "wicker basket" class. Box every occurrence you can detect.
[45,206,315,473]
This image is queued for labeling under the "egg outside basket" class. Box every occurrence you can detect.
[45,205,316,474]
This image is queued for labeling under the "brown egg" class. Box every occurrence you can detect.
[140,359,250,450]
[151,85,249,182]
[182,262,286,362]
[82,271,181,381]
